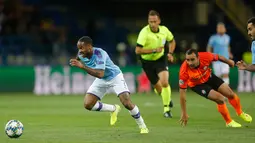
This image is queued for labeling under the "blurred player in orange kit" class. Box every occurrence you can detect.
[178,48,252,127]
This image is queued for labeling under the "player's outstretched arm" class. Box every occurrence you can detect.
[81,66,104,78]
[179,88,189,127]
[218,55,235,67]
[135,46,163,55]
[236,60,255,72]
[244,64,255,71]
[70,59,105,78]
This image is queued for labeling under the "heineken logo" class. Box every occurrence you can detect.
[33,66,136,95]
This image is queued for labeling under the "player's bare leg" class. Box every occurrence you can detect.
[222,74,229,84]
[158,71,173,118]
[84,94,99,110]
[217,83,252,123]
[84,94,116,112]
[154,81,173,104]
[84,94,119,124]
[154,82,173,108]
[207,90,241,127]
[119,92,148,134]
[154,82,162,95]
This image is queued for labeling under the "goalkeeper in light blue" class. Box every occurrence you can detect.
[70,36,148,134]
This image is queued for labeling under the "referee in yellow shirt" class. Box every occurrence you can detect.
[135,10,176,118]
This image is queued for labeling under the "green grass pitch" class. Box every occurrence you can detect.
[0,92,255,143]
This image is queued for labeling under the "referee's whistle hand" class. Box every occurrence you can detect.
[168,54,174,63]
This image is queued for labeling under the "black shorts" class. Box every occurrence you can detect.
[141,55,168,85]
[190,73,224,98]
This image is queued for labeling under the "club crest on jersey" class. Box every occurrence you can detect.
[203,66,207,70]
[201,90,206,95]
[179,79,184,85]
[94,49,102,58]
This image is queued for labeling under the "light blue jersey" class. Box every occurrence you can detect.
[252,41,255,64]
[78,47,121,81]
[208,34,230,60]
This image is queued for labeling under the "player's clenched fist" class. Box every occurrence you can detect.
[167,53,174,63]
[70,59,84,68]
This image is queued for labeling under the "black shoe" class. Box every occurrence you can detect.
[163,111,173,118]
[169,100,174,108]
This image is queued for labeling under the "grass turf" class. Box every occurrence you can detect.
[0,92,255,143]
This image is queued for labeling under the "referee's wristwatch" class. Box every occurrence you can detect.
[152,49,157,53]
[168,52,173,55]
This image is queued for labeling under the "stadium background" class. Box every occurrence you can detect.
[0,1,255,142]
[1,0,255,94]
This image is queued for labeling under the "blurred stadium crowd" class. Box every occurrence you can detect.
[0,0,254,66]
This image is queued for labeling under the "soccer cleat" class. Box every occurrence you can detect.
[163,110,173,118]
[110,105,121,125]
[226,120,242,128]
[239,112,252,123]
[140,128,149,134]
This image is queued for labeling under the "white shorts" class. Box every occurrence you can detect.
[212,62,230,77]
[86,73,130,100]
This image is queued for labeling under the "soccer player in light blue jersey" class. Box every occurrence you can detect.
[70,36,148,134]
[237,17,255,71]
[207,23,233,84]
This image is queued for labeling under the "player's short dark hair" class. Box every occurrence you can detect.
[247,17,255,25]
[148,10,160,19]
[217,22,225,26]
[78,36,93,45]
[186,48,198,57]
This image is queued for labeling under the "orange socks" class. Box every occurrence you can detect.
[217,103,232,124]
[217,94,243,124]
[228,94,243,115]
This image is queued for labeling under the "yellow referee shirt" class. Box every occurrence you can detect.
[137,25,174,61]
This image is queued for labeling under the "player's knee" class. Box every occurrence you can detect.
[119,93,134,110]
[84,103,94,111]
[122,101,134,110]
[160,80,169,87]
[215,96,226,104]
[120,98,133,110]
[224,87,235,99]
[226,91,235,99]
[216,99,225,104]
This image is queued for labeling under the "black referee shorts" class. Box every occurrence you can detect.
[141,55,168,85]
[190,73,224,98]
